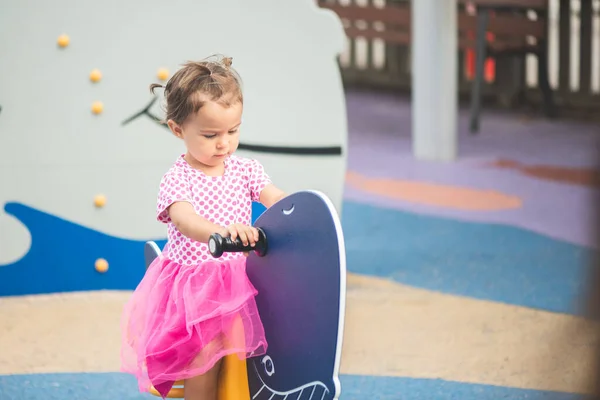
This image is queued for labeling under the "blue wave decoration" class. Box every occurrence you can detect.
[0,202,267,297]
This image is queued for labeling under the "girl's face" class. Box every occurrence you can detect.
[168,98,242,172]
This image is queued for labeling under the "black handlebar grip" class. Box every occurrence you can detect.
[208,227,268,258]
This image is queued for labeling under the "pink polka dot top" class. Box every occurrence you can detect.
[156,154,272,265]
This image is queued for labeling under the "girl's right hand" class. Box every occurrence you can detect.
[219,223,259,248]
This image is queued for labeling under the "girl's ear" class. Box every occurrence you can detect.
[167,119,183,138]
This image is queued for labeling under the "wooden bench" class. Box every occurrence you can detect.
[319,0,556,133]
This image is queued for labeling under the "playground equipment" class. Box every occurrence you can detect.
[143,190,346,400]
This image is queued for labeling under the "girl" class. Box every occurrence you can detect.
[120,55,286,400]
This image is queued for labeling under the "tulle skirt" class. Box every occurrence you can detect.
[120,255,267,398]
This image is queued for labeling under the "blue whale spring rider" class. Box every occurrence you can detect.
[143,190,347,400]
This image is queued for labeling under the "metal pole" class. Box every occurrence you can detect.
[411,0,458,161]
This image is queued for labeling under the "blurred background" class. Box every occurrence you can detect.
[2,0,600,399]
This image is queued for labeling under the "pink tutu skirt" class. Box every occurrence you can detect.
[120,255,267,398]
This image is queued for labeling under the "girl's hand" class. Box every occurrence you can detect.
[219,223,259,249]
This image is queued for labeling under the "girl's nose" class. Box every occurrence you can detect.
[217,137,228,148]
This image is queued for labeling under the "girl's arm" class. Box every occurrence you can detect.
[259,184,287,208]
[167,201,223,243]
[168,201,259,246]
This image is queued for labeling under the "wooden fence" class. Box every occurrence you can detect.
[318,0,600,119]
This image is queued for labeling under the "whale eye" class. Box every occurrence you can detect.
[261,355,275,377]
[282,204,294,215]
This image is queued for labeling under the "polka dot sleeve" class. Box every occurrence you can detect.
[248,159,272,202]
[156,169,193,223]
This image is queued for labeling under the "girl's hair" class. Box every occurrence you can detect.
[150,54,243,125]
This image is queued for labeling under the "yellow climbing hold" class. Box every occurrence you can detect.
[94,194,106,208]
[57,34,70,48]
[89,69,102,83]
[157,67,169,81]
[91,101,104,114]
[95,258,109,273]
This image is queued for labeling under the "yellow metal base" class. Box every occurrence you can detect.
[149,354,250,399]
[217,353,251,400]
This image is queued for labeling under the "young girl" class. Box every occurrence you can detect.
[120,55,286,400]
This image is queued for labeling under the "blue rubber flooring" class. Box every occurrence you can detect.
[0,373,591,400]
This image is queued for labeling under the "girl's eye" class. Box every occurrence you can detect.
[203,134,217,139]
[228,129,239,135]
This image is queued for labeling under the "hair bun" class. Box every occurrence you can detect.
[222,57,233,68]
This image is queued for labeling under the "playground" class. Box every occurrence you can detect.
[2,87,600,399]
[2,1,600,399]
